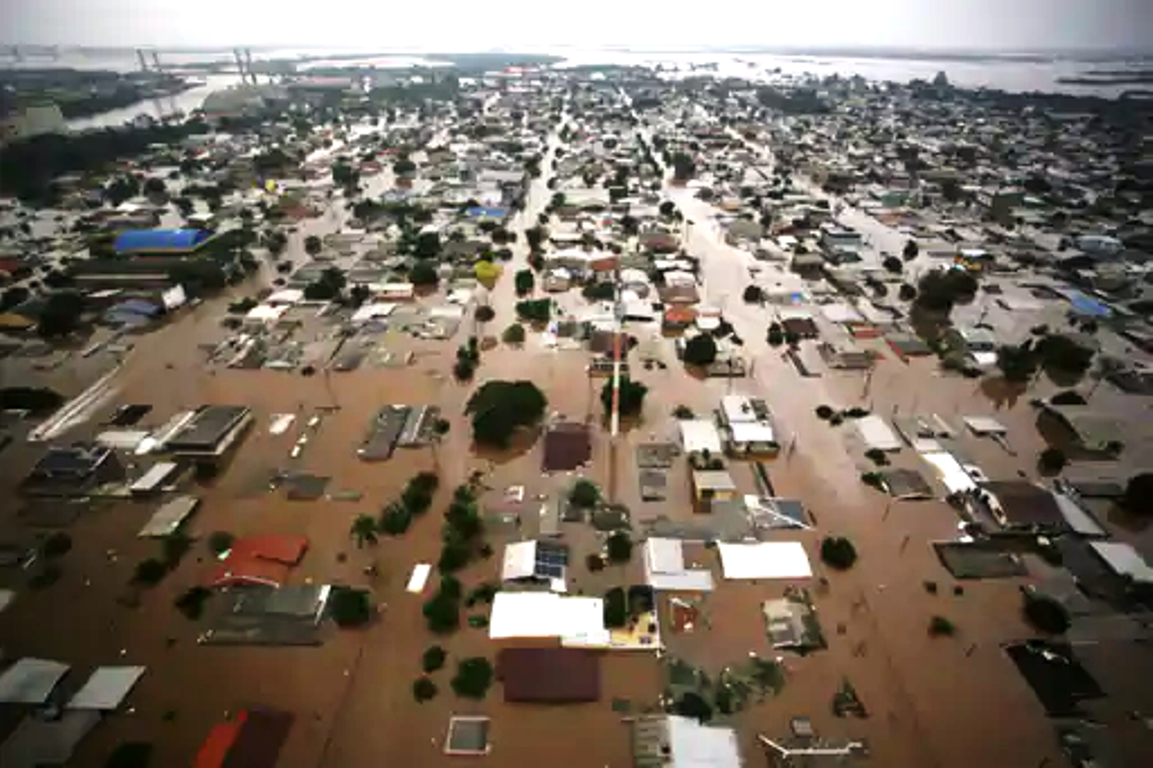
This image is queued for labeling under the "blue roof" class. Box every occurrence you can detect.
[113,229,209,254]
[465,206,507,219]
[1067,290,1112,319]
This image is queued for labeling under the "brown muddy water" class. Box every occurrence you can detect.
[0,150,1083,768]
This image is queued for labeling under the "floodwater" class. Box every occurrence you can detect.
[0,112,1113,768]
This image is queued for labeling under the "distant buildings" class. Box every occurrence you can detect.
[0,102,66,146]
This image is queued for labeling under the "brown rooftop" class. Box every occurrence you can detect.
[496,648,600,702]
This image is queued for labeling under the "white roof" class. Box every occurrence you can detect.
[963,416,1007,435]
[265,288,304,305]
[731,421,776,445]
[721,395,757,424]
[406,563,432,593]
[620,268,649,284]
[501,541,537,581]
[921,451,978,494]
[138,495,199,538]
[66,666,145,710]
[246,304,287,323]
[1090,542,1153,584]
[645,538,685,574]
[0,658,70,704]
[718,542,812,580]
[488,592,605,640]
[855,415,902,452]
[665,270,696,287]
[350,302,397,323]
[667,715,742,768]
[96,430,149,451]
[680,420,723,454]
[644,539,714,592]
[821,303,863,324]
[129,461,179,492]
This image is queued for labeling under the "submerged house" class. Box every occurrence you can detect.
[21,444,126,497]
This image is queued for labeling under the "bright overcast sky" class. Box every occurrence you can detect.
[2,0,1151,51]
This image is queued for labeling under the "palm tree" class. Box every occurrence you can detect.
[350,515,379,548]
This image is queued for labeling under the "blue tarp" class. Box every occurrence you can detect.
[110,299,162,317]
[113,229,209,254]
[1067,290,1112,319]
[464,206,507,220]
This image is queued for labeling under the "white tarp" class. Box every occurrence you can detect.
[138,495,199,538]
[644,539,715,592]
[963,416,1007,435]
[406,563,432,593]
[269,414,295,435]
[501,541,537,581]
[488,592,605,640]
[1090,542,1153,584]
[718,542,812,580]
[66,666,145,710]
[161,284,187,310]
[96,430,149,450]
[921,452,978,495]
[855,415,902,452]
[680,420,723,455]
[0,658,70,704]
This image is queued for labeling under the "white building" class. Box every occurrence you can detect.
[0,103,66,145]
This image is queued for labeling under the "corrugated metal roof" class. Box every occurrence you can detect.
[113,229,209,254]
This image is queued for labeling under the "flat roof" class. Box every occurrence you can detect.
[497,648,600,702]
[166,405,251,452]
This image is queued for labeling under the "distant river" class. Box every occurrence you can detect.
[9,46,1146,131]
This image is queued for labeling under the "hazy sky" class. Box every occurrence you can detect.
[2,0,1151,51]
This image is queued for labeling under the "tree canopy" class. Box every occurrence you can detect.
[682,334,718,367]
[601,376,648,417]
[465,380,547,449]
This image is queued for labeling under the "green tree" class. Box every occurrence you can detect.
[569,480,600,508]
[514,269,534,296]
[415,231,441,259]
[304,235,322,256]
[601,376,648,417]
[1122,473,1153,516]
[350,514,379,548]
[682,334,718,367]
[672,152,696,181]
[997,342,1038,383]
[882,256,903,274]
[820,537,857,570]
[606,531,633,563]
[331,587,372,627]
[465,380,548,449]
[903,239,919,260]
[743,285,763,303]
[502,323,526,344]
[451,657,494,699]
[422,645,447,672]
[413,677,438,702]
[409,261,438,286]
[37,291,84,338]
